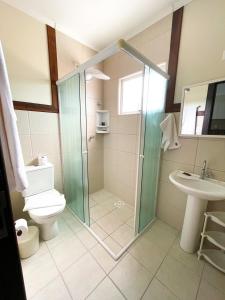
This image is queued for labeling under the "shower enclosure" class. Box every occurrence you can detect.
[57,40,168,259]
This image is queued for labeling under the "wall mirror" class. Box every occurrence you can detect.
[180,78,225,137]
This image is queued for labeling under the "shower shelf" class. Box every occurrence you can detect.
[96,130,109,134]
[96,110,110,133]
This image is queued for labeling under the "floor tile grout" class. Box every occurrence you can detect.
[139,234,178,299]
[25,236,73,299]
[45,240,74,300]
[194,262,206,300]
[23,204,220,300]
[107,275,128,300]
[89,191,135,255]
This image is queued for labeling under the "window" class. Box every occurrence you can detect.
[119,72,143,115]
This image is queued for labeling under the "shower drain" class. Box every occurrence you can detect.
[114,200,125,208]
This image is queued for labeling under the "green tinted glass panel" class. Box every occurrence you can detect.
[58,74,85,222]
[139,67,167,232]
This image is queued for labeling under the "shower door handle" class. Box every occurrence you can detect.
[140,154,144,159]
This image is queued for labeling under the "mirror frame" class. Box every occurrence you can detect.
[13,25,59,113]
[179,77,225,138]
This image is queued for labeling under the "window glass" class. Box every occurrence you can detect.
[119,72,143,114]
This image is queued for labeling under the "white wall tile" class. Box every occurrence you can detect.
[29,111,59,134]
[158,135,225,231]
[160,160,194,183]
[118,115,139,135]
[12,110,63,219]
[157,181,187,230]
[195,139,225,171]
[19,134,33,164]
[15,110,30,134]
[162,138,198,165]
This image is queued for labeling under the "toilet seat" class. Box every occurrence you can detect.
[26,189,66,219]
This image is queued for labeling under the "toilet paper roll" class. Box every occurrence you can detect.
[38,154,48,166]
[15,219,28,240]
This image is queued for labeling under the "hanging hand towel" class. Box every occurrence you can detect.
[0,41,28,191]
[160,113,181,152]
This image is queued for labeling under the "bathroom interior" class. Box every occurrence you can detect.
[0,0,225,300]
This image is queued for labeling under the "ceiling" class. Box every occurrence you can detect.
[2,0,192,50]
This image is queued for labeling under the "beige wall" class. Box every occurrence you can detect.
[0,1,51,105]
[129,14,172,68]
[158,113,225,230]
[126,5,225,231]
[158,0,225,231]
[175,0,225,102]
[56,31,104,194]
[9,24,97,220]
[56,31,96,78]
[103,52,143,206]
[86,75,104,193]
[10,111,62,220]
[7,0,225,230]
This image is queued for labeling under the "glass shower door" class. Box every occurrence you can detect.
[138,66,167,232]
[58,74,85,222]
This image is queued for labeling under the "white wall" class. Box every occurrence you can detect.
[103,51,143,206]
[7,0,225,230]
[175,0,225,102]
[129,14,172,67]
[86,75,104,193]
[158,120,225,230]
[127,5,225,231]
[0,1,51,104]
[10,111,62,219]
[8,19,97,220]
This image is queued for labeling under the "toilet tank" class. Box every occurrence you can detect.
[22,163,54,197]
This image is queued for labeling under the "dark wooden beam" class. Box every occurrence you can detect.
[165,7,183,113]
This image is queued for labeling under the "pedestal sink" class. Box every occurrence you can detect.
[169,170,225,253]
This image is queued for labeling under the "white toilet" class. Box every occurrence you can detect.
[22,163,66,241]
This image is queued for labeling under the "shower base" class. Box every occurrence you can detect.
[65,189,155,260]
[89,189,135,257]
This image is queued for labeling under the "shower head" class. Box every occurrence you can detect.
[86,68,110,81]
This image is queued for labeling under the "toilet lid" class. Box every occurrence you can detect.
[26,189,66,218]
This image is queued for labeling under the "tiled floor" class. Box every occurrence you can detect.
[21,209,225,300]
[89,189,135,255]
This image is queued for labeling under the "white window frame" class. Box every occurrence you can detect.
[118,71,143,115]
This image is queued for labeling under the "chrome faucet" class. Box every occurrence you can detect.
[200,160,207,179]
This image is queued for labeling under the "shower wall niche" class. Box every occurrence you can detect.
[58,40,168,259]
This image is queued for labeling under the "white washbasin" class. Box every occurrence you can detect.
[169,170,225,253]
[169,170,225,201]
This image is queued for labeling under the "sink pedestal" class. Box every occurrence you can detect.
[180,195,208,253]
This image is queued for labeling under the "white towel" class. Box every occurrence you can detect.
[160,113,181,152]
[0,41,28,191]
